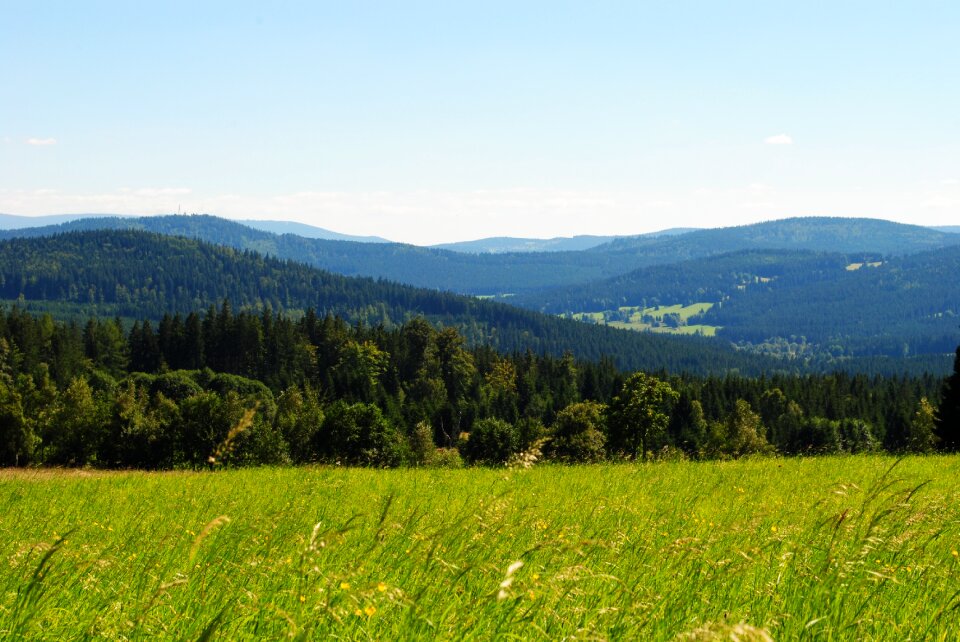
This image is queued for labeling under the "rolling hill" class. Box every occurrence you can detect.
[2,215,957,295]
[0,213,126,228]
[585,217,959,261]
[0,229,782,376]
[431,234,621,254]
[512,247,960,361]
[235,219,391,242]
[430,228,699,254]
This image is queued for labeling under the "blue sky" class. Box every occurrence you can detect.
[2,1,959,244]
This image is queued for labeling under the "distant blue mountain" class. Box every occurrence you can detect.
[2,215,956,295]
[0,213,130,228]
[431,227,700,254]
[0,212,391,244]
[931,225,960,234]
[431,235,618,253]
[240,219,392,243]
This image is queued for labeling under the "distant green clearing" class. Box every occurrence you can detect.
[3,457,959,640]
[571,302,720,336]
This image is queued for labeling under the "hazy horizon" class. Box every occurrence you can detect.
[2,210,958,247]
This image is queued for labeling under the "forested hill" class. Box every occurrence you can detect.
[3,215,957,295]
[430,234,619,254]
[0,230,779,376]
[0,215,615,293]
[513,246,960,363]
[512,250,850,314]
[238,219,391,242]
[589,217,959,259]
[428,227,699,254]
[703,244,960,356]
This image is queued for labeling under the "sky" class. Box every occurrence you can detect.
[2,1,959,245]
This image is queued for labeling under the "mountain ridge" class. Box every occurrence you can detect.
[2,214,956,295]
[430,228,698,254]
[0,228,781,376]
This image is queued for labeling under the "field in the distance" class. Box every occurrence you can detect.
[3,457,960,640]
[571,302,719,336]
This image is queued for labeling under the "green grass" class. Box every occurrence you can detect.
[3,457,960,640]
[572,302,720,336]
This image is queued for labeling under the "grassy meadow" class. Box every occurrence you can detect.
[3,457,960,640]
[572,303,719,337]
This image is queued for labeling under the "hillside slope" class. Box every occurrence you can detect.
[513,247,960,360]
[0,229,779,376]
[239,219,391,242]
[3,215,956,294]
[587,217,958,260]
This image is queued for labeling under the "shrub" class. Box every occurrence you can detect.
[274,386,324,464]
[150,370,203,402]
[460,418,519,465]
[547,401,606,463]
[318,401,410,467]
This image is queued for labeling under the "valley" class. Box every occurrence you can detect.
[1,214,957,372]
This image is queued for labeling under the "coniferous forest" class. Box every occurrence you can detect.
[0,230,782,376]
[1,303,956,470]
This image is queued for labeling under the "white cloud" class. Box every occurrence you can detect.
[764,134,793,145]
[941,178,959,186]
[26,137,57,146]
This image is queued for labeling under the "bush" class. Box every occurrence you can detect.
[318,401,410,466]
[460,418,519,465]
[409,420,436,466]
[547,401,606,463]
[429,447,464,468]
[150,370,203,402]
[176,390,288,467]
[43,377,108,466]
[275,386,324,464]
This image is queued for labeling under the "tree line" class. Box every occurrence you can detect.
[0,304,956,469]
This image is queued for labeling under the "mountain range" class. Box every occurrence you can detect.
[430,228,698,254]
[0,229,787,376]
[2,215,958,295]
[0,213,391,244]
[0,213,957,375]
